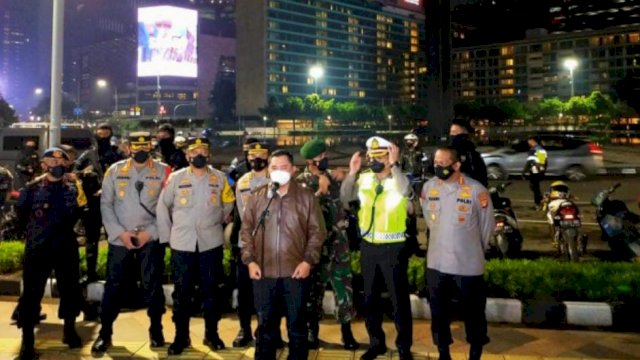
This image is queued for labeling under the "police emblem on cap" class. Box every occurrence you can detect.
[53,150,63,158]
[138,137,145,142]
[195,138,202,144]
[255,144,262,149]
[371,139,379,149]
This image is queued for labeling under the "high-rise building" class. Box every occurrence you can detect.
[548,0,640,34]
[0,0,39,115]
[451,26,640,103]
[236,0,427,119]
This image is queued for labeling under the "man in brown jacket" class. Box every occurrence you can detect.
[241,149,326,360]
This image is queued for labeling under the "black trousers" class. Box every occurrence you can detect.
[426,268,489,347]
[361,241,412,351]
[81,205,101,280]
[254,277,308,360]
[99,242,166,338]
[171,246,224,340]
[529,173,544,206]
[17,237,82,328]
[236,258,254,332]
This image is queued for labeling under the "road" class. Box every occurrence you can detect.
[415,176,640,260]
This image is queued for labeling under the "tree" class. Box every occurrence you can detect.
[209,77,236,123]
[0,96,17,127]
[536,97,565,119]
[32,95,77,118]
[496,99,528,126]
[454,100,483,120]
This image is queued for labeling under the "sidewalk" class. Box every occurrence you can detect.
[0,297,638,360]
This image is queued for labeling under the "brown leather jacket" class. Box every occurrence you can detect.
[240,180,326,278]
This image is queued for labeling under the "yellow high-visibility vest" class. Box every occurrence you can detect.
[357,171,407,243]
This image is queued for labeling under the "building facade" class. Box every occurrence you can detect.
[452,26,640,103]
[548,0,640,34]
[236,0,427,118]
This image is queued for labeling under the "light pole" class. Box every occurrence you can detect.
[388,114,393,132]
[263,116,268,138]
[563,58,578,98]
[309,65,324,95]
[96,79,118,117]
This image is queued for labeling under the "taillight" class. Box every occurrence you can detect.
[9,190,19,200]
[559,206,577,219]
[588,143,603,155]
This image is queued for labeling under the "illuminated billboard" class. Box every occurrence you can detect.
[137,6,198,78]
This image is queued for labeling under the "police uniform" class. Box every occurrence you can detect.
[233,142,270,346]
[525,142,548,206]
[420,174,494,358]
[340,136,413,359]
[15,147,86,358]
[93,132,169,353]
[297,139,358,350]
[157,137,236,353]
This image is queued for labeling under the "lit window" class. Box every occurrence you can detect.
[411,45,418,53]
[269,52,277,61]
[327,88,337,96]
[307,77,314,85]
[282,85,288,94]
[358,90,366,97]
[501,88,515,95]
[500,46,513,56]
[629,33,640,43]
[505,58,514,66]
[500,79,514,85]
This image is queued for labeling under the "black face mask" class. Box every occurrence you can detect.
[132,151,150,164]
[434,165,455,180]
[451,133,469,147]
[314,157,329,172]
[190,154,208,169]
[49,165,66,179]
[250,158,267,172]
[370,160,385,173]
[159,138,173,149]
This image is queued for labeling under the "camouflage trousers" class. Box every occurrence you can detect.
[306,229,356,324]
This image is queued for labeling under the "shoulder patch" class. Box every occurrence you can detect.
[479,191,489,208]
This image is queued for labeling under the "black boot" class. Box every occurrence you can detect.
[92,327,112,354]
[19,327,36,360]
[360,345,387,360]
[204,319,226,350]
[62,319,82,349]
[341,322,359,350]
[438,346,452,360]
[149,316,165,348]
[307,320,320,349]
[469,345,483,360]
[168,337,191,355]
[232,327,253,348]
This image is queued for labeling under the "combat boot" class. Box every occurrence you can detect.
[19,327,36,360]
[62,318,82,349]
[341,322,359,350]
[232,327,253,347]
[307,320,320,349]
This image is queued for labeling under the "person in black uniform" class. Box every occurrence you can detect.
[15,147,86,360]
[95,123,123,173]
[15,139,40,188]
[449,119,488,187]
[156,123,189,170]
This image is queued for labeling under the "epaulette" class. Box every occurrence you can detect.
[25,174,47,188]
[251,183,269,195]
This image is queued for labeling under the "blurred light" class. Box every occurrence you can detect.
[34,88,43,95]
[563,58,578,71]
[96,79,107,88]
[309,65,324,80]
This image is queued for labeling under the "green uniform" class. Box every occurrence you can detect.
[297,169,355,324]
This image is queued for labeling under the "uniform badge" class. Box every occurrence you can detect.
[457,205,470,213]
[429,188,439,196]
[35,209,44,218]
[118,190,126,198]
[459,190,472,199]
[179,198,188,205]
[209,175,218,183]
[148,189,156,197]
[371,138,379,149]
[118,181,127,188]
[458,215,467,224]
[429,202,438,210]
[430,213,436,221]
[180,189,190,196]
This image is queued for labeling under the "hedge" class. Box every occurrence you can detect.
[1,241,639,303]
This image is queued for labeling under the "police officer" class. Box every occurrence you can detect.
[232,141,271,347]
[421,147,494,360]
[92,132,169,354]
[401,133,427,256]
[95,123,123,173]
[157,137,235,354]
[340,137,413,360]
[228,137,261,185]
[15,147,86,360]
[15,139,40,188]
[524,136,547,209]
[297,139,359,350]
[449,119,488,187]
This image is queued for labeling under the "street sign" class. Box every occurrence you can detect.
[73,107,83,116]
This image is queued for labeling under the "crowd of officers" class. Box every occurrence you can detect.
[11,118,501,360]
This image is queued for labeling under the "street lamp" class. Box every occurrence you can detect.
[309,65,324,95]
[563,58,578,97]
[96,79,118,117]
[34,88,43,96]
[388,114,393,132]
[263,116,268,138]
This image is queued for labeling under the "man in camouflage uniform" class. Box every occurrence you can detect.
[297,139,359,350]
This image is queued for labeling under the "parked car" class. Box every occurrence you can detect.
[481,135,604,181]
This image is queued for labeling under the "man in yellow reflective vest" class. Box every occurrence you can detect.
[524,136,548,208]
[340,136,413,360]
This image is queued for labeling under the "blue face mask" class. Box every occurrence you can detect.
[132,151,150,164]
[49,165,66,179]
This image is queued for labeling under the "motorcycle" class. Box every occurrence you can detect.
[543,181,587,261]
[592,183,640,261]
[0,190,23,241]
[486,182,522,258]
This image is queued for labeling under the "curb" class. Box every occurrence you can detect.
[8,280,629,330]
[598,166,640,176]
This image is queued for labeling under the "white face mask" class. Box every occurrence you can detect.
[270,170,291,186]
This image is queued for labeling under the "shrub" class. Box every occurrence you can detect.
[0,241,25,274]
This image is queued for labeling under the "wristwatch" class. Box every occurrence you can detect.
[392,161,401,168]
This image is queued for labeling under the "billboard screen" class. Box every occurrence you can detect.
[137,6,198,78]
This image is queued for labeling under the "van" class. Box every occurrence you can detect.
[0,123,97,175]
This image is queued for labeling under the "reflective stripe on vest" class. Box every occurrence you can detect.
[357,172,407,244]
